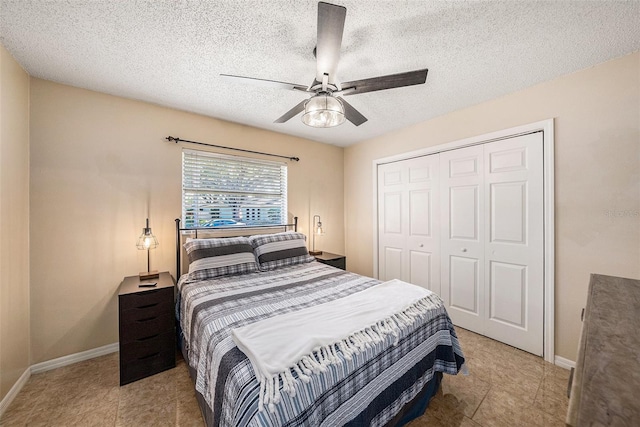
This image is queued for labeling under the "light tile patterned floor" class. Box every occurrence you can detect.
[408,327,570,427]
[0,328,569,426]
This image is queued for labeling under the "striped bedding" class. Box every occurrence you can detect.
[177,261,465,427]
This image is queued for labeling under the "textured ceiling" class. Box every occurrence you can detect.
[1,1,639,147]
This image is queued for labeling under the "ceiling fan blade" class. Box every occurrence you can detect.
[221,74,309,92]
[339,97,368,126]
[316,2,346,84]
[274,99,307,123]
[341,69,428,96]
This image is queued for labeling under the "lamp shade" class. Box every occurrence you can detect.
[136,218,158,250]
[310,214,324,255]
[137,218,159,280]
[302,94,345,128]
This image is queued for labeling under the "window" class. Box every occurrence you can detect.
[182,149,288,228]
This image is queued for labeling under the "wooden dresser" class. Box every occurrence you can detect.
[567,274,640,426]
[118,271,176,385]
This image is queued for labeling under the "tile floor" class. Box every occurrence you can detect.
[0,328,570,426]
[408,327,570,427]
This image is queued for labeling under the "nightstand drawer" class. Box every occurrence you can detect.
[119,297,172,326]
[119,313,173,344]
[120,330,175,362]
[119,347,175,386]
[119,287,173,311]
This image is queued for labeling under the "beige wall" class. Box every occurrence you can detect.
[0,45,30,399]
[29,79,344,364]
[11,47,640,371]
[344,52,640,361]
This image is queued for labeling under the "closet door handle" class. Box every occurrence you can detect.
[419,244,424,248]
[461,248,467,252]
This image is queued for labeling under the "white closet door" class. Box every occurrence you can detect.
[378,155,440,293]
[378,161,406,282]
[406,156,440,294]
[483,133,544,355]
[440,145,486,332]
[439,134,544,355]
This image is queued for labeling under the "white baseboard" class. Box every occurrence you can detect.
[0,368,30,417]
[1,343,119,416]
[31,342,118,374]
[554,355,576,370]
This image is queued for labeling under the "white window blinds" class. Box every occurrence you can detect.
[182,149,288,228]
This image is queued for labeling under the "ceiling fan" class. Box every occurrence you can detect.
[221,2,428,128]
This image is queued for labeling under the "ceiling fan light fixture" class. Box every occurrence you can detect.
[302,94,345,128]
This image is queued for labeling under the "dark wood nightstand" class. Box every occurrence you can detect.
[118,271,176,385]
[314,252,346,270]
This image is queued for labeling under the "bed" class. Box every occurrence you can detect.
[174,219,465,427]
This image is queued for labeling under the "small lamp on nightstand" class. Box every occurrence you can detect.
[309,214,324,255]
[136,218,159,280]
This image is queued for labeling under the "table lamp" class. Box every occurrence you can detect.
[136,218,159,280]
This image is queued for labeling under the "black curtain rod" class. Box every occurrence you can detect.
[166,136,300,162]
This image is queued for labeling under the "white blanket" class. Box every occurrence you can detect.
[231,279,442,412]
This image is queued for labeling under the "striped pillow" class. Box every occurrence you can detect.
[184,237,258,281]
[249,232,314,271]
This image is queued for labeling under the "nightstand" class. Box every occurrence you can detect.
[118,271,176,385]
[314,252,346,270]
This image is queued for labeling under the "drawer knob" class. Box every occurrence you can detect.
[137,316,157,323]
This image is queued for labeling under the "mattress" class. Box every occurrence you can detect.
[177,261,465,427]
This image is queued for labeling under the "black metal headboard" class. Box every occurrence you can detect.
[175,217,298,280]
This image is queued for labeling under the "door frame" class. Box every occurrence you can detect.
[372,119,555,363]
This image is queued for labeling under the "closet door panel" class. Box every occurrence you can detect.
[383,192,402,235]
[484,133,544,356]
[378,155,440,293]
[378,162,406,282]
[409,250,431,290]
[489,260,527,328]
[490,181,527,244]
[409,189,431,237]
[406,156,440,293]
[449,255,479,314]
[440,145,485,332]
[383,247,403,282]
[449,185,479,240]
